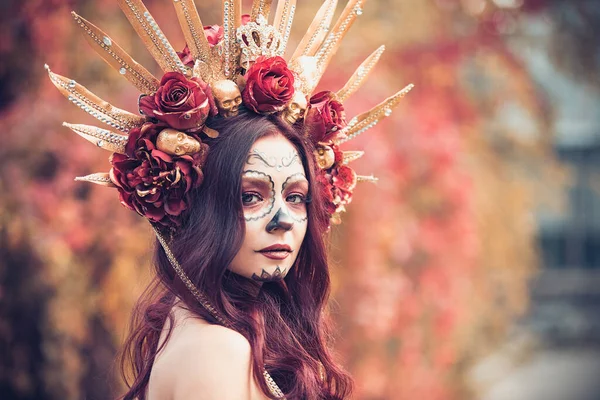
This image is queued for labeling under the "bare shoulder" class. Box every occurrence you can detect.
[168,307,251,356]
[148,304,266,400]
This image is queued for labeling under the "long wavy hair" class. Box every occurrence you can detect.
[119,110,354,399]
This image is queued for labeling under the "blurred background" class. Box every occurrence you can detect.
[1,0,599,399]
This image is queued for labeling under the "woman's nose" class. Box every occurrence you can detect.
[266,208,294,232]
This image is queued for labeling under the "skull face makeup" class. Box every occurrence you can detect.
[212,79,242,118]
[228,134,309,282]
[283,91,308,125]
[156,129,201,156]
[314,144,336,170]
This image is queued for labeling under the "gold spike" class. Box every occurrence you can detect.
[342,151,364,164]
[63,122,128,154]
[356,175,379,183]
[251,0,273,21]
[233,0,243,29]
[192,58,225,84]
[222,0,242,79]
[335,83,414,145]
[291,0,337,60]
[273,0,296,56]
[289,56,320,95]
[336,45,385,103]
[71,12,159,95]
[75,172,117,188]
[45,65,145,133]
[117,0,188,74]
[312,0,367,91]
[172,0,212,66]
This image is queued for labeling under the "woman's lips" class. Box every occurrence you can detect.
[257,244,292,260]
[259,251,291,260]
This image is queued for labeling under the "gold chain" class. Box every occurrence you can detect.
[152,226,286,399]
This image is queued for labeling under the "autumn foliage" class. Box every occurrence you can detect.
[0,0,566,399]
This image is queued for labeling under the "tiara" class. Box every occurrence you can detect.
[46,0,413,229]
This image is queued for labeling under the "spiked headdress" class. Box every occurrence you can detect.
[47,0,413,228]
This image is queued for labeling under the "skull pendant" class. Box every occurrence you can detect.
[212,80,242,118]
[156,129,201,156]
[283,91,308,125]
[314,144,336,170]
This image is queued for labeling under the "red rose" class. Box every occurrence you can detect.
[316,162,357,220]
[177,45,195,68]
[206,16,249,46]
[178,17,248,66]
[177,25,223,67]
[111,122,208,227]
[331,143,344,167]
[305,91,347,143]
[242,56,295,114]
[317,172,338,216]
[125,121,160,158]
[332,165,357,194]
[139,72,217,132]
[178,25,224,67]
[203,24,224,47]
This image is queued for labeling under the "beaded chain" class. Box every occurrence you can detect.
[153,227,286,399]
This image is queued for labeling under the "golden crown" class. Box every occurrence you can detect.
[237,14,285,69]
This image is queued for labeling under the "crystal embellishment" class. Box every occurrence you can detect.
[103,36,112,47]
[119,67,127,75]
[237,14,283,68]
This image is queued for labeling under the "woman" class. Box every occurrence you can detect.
[121,112,353,399]
[46,0,411,398]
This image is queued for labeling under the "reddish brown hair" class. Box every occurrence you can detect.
[119,110,353,399]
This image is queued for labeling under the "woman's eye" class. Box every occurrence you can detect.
[242,192,263,206]
[287,194,306,204]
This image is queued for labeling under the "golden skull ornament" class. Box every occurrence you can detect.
[156,129,201,156]
[283,91,308,125]
[314,145,336,170]
[212,80,242,118]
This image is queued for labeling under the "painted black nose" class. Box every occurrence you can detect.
[266,208,294,232]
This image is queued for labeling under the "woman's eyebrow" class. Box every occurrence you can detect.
[241,170,274,188]
[282,173,309,192]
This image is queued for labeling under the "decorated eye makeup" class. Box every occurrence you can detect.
[241,192,263,206]
[286,194,306,204]
[281,173,309,223]
[242,170,275,221]
[242,166,310,223]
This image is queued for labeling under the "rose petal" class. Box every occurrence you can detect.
[242,56,294,114]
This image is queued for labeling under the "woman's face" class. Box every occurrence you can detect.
[228,133,309,282]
